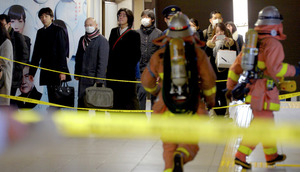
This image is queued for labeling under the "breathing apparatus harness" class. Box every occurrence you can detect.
[232,29,297,100]
[162,38,199,114]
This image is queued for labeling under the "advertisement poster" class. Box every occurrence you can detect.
[0,0,87,111]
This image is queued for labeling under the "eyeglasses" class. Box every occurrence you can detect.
[118,14,127,18]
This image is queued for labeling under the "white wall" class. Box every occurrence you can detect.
[104,1,118,39]
[116,0,133,10]
[87,0,103,33]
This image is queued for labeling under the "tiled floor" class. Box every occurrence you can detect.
[0,102,299,172]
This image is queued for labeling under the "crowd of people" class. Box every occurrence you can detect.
[0,5,244,112]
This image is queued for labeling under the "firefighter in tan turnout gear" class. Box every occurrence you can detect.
[141,13,216,172]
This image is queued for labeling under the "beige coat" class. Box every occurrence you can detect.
[0,39,13,105]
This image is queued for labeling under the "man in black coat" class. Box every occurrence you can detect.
[29,7,70,106]
[0,14,29,98]
[75,17,109,108]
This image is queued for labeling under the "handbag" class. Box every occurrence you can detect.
[84,83,113,108]
[54,81,75,107]
[215,49,237,68]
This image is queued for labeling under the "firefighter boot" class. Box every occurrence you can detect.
[235,158,252,169]
[235,151,252,169]
[267,154,286,166]
[173,151,184,172]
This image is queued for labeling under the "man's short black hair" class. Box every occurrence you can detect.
[209,10,222,19]
[117,8,134,28]
[0,14,11,23]
[38,7,54,18]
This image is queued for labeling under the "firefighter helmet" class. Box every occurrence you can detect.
[255,6,283,26]
[167,12,193,38]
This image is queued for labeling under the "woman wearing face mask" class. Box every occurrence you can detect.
[136,9,162,110]
[106,8,141,110]
[189,18,204,41]
[206,22,237,117]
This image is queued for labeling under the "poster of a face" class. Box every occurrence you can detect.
[0,0,86,111]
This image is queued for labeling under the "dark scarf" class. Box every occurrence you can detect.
[140,25,155,35]
[82,28,100,50]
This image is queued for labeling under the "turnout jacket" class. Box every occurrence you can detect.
[227,23,296,111]
[141,35,216,114]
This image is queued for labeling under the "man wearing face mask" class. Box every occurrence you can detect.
[136,9,162,110]
[203,10,223,42]
[74,17,109,108]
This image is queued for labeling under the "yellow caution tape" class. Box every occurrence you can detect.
[0,56,228,83]
[1,91,300,112]
[216,79,228,83]
[279,92,300,100]
[12,110,42,124]
[0,56,139,83]
[53,111,300,146]
[0,94,152,113]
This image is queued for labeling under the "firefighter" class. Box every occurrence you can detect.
[226,6,300,169]
[141,13,216,172]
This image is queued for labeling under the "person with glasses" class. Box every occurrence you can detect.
[106,8,141,110]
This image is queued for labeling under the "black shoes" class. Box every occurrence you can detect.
[267,154,286,166]
[235,157,252,169]
[173,152,183,172]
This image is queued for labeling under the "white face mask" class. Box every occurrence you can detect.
[141,18,151,27]
[191,27,197,33]
[85,26,95,33]
[212,19,222,27]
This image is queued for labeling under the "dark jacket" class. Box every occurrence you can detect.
[106,27,141,110]
[136,25,162,74]
[75,34,109,103]
[9,28,29,88]
[107,27,141,80]
[23,35,31,58]
[197,29,204,41]
[232,31,244,54]
[29,23,71,85]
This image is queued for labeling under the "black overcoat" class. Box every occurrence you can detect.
[106,27,141,110]
[75,34,109,106]
[29,23,71,85]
